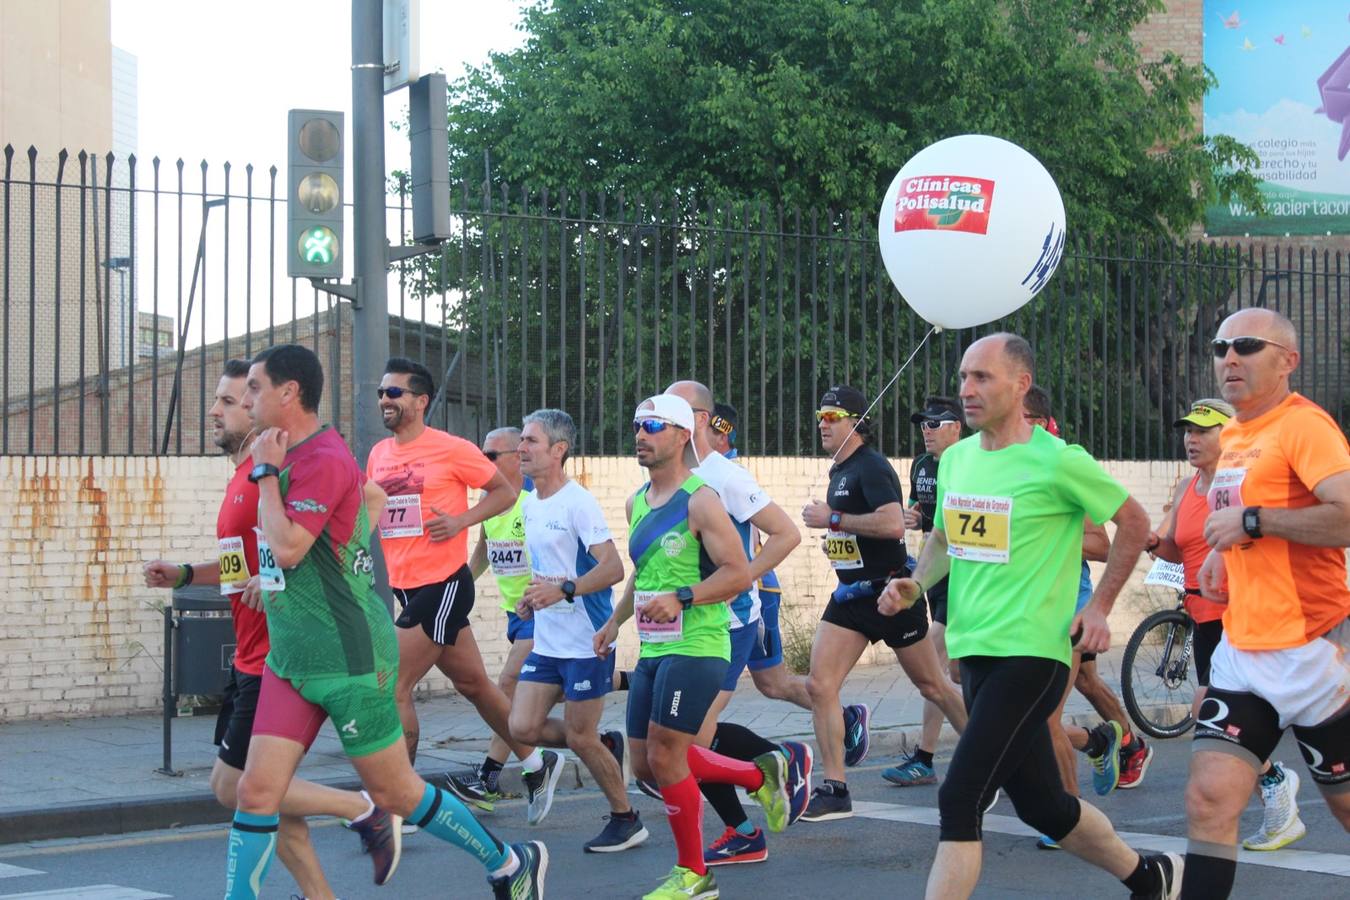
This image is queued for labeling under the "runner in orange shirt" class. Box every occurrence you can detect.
[367,358,560,827]
[1180,309,1350,900]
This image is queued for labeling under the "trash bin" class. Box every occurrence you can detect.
[157,584,235,775]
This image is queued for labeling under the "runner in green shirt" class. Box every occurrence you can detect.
[593,394,801,900]
[880,332,1180,900]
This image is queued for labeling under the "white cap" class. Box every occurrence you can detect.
[635,394,695,432]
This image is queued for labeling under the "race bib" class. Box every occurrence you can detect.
[217,535,250,595]
[1207,468,1246,513]
[487,539,529,577]
[379,493,424,539]
[825,530,864,570]
[943,493,1013,564]
[635,590,683,643]
[254,527,285,591]
[533,572,576,613]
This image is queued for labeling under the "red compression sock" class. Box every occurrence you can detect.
[686,744,766,790]
[660,775,707,875]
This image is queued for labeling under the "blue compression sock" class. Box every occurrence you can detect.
[224,811,279,899]
[410,782,511,871]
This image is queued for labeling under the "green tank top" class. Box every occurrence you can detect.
[628,474,729,661]
[482,490,530,612]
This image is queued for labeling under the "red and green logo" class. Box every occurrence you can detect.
[894,175,995,234]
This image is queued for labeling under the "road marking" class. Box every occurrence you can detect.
[0,866,41,881]
[0,888,170,899]
[852,800,1350,878]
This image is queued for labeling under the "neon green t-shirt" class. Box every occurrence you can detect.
[935,427,1128,665]
[482,490,530,612]
[628,475,730,661]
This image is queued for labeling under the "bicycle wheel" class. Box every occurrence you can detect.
[1121,608,1197,739]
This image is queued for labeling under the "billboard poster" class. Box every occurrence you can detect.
[1203,4,1350,235]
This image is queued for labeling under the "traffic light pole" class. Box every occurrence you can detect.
[350,0,389,469]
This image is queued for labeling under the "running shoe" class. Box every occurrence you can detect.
[843,703,871,767]
[584,812,649,853]
[1128,851,1182,900]
[1088,720,1124,796]
[400,822,420,836]
[780,740,814,825]
[748,749,790,833]
[704,825,768,866]
[601,729,626,776]
[523,749,565,825]
[636,777,664,800]
[445,770,501,812]
[1117,737,1153,790]
[643,864,718,899]
[882,752,938,786]
[799,784,853,822]
[1036,834,1060,850]
[489,841,549,900]
[346,793,402,886]
[1243,762,1307,851]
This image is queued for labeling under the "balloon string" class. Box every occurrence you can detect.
[809,324,941,498]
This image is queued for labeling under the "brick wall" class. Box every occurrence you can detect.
[0,452,1193,722]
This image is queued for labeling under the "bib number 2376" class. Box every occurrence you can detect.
[942,493,1013,564]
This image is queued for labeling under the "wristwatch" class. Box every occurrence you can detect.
[676,586,695,610]
[561,579,577,603]
[248,463,280,484]
[1242,506,1263,540]
[828,511,843,531]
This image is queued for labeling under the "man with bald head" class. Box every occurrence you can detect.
[881,333,1180,898]
[1180,309,1350,899]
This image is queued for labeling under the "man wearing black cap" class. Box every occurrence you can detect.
[800,386,968,821]
[882,396,964,788]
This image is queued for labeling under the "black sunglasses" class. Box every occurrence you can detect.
[376,386,424,399]
[483,449,519,462]
[1210,336,1292,358]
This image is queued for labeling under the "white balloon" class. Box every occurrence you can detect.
[877,135,1066,330]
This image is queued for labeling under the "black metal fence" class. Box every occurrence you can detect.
[3,144,1346,460]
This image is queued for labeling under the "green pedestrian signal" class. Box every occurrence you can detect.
[287,110,344,278]
[301,227,337,264]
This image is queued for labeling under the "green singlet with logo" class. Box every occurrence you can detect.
[628,474,729,661]
[483,490,531,612]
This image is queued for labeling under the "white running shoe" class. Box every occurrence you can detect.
[1242,762,1307,851]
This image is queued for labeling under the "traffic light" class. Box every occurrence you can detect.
[287,110,344,278]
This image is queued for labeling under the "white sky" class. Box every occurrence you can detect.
[107,1,530,344]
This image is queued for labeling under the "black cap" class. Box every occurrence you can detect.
[819,385,868,418]
[910,397,964,426]
[711,401,738,438]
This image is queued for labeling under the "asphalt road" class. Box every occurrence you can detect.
[0,734,1345,899]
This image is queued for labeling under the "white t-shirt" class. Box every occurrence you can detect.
[693,450,770,628]
[521,479,616,658]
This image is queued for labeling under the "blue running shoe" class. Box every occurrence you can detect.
[882,753,937,787]
[704,825,767,866]
[843,703,871,767]
[1036,834,1061,850]
[780,740,813,825]
[1089,721,1124,796]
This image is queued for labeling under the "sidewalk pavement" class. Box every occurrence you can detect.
[0,650,1148,845]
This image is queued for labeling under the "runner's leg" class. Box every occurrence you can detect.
[895,636,967,733]
[565,695,631,813]
[394,625,445,763]
[806,622,869,784]
[436,626,538,762]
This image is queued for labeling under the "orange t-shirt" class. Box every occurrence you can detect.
[366,428,498,589]
[1173,474,1227,624]
[1210,393,1350,650]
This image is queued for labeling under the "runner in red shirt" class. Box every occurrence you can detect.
[143,360,388,900]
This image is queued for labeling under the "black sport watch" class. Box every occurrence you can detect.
[676,586,695,610]
[1242,506,1263,540]
[561,580,577,603]
[248,463,280,484]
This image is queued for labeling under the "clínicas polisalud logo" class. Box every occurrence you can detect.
[894,175,996,235]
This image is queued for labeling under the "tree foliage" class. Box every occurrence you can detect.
[448,0,1261,234]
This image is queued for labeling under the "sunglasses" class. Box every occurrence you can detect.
[1210,336,1292,358]
[633,419,674,434]
[920,418,957,431]
[815,410,859,423]
[376,386,423,399]
[483,449,519,462]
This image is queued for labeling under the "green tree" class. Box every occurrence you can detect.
[449,0,1260,235]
